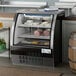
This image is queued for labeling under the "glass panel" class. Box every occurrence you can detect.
[14,13,53,48]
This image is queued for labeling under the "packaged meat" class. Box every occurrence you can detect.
[34,29,43,36]
[43,29,50,36]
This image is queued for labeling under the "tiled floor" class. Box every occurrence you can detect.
[0,57,76,76]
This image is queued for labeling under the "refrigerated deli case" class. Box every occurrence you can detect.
[10,9,63,67]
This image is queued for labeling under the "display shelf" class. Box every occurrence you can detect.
[18,33,50,40]
[14,43,49,49]
[18,24,51,29]
[0,27,9,31]
[0,13,15,18]
[0,27,10,58]
[0,50,9,57]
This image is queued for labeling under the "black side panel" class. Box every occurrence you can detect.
[53,17,62,66]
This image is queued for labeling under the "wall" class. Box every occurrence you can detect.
[2,0,59,13]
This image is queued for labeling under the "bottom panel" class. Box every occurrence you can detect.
[11,55,54,67]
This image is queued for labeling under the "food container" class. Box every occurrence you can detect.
[0,22,3,28]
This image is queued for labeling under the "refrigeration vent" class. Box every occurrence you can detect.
[11,55,54,67]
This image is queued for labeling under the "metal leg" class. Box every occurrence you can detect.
[8,28,10,59]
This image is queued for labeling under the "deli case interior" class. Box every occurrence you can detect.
[10,9,63,67]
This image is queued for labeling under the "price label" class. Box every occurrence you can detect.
[41,49,51,54]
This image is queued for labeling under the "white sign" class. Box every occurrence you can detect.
[41,49,51,54]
